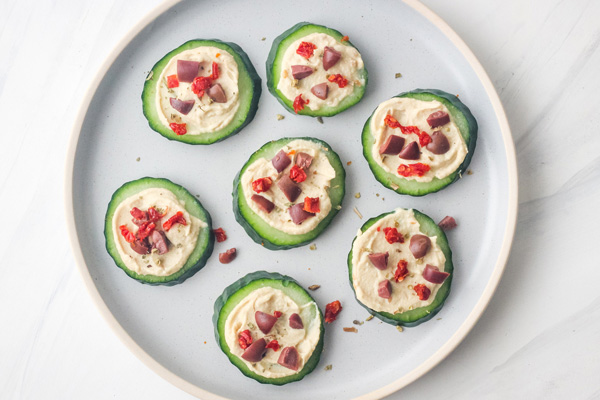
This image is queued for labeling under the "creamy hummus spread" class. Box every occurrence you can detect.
[351,209,446,313]
[112,188,205,276]
[241,139,336,235]
[156,46,240,134]
[371,97,468,182]
[224,287,321,378]
[277,33,365,110]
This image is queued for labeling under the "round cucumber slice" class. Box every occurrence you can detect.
[104,177,214,285]
[362,89,478,196]
[347,208,453,327]
[142,39,261,145]
[266,22,368,117]
[233,137,345,250]
[213,271,324,385]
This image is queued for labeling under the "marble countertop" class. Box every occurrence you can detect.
[1,0,599,398]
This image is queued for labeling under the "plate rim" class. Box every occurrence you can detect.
[63,0,518,399]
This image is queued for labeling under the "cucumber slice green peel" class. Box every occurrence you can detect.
[266,22,368,117]
[362,89,478,196]
[142,39,261,145]
[347,209,453,327]
[233,137,346,250]
[213,271,324,385]
[104,177,214,285]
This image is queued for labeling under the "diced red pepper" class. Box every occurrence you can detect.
[190,76,212,97]
[287,150,296,156]
[211,62,219,80]
[119,225,136,243]
[325,300,342,323]
[397,163,431,177]
[273,311,282,318]
[163,211,187,231]
[265,340,280,352]
[147,206,167,222]
[296,41,317,59]
[341,35,349,42]
[293,94,308,113]
[213,227,227,242]
[289,165,307,183]
[167,74,179,88]
[169,122,187,136]
[327,74,348,88]
[303,197,320,213]
[238,330,252,350]
[383,227,404,244]
[394,260,409,282]
[384,115,401,129]
[252,177,272,193]
[130,207,147,221]
[414,284,431,301]
[136,221,156,240]
[384,115,432,146]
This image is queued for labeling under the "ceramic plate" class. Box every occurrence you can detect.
[65,0,517,398]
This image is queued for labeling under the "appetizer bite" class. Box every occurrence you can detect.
[213,271,324,385]
[267,22,367,117]
[233,137,345,249]
[348,208,453,326]
[362,89,477,196]
[104,177,214,285]
[142,40,261,144]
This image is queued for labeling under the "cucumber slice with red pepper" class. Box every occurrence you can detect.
[347,209,453,326]
[266,22,368,117]
[362,89,477,196]
[142,39,261,144]
[104,177,214,285]
[213,271,324,385]
[232,137,345,250]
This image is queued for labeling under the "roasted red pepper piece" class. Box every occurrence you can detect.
[394,260,409,282]
[384,115,432,146]
[327,74,348,88]
[167,74,179,88]
[147,206,167,222]
[213,227,227,242]
[383,227,404,244]
[238,329,253,350]
[289,165,307,183]
[252,177,272,193]
[130,207,147,221]
[136,221,156,240]
[273,311,282,318]
[325,300,342,323]
[211,62,219,80]
[169,122,187,136]
[341,35,349,42]
[219,248,237,264]
[414,284,431,301]
[265,340,280,352]
[293,94,308,113]
[190,76,212,97]
[397,163,431,177]
[119,225,136,243]
[296,41,317,59]
[303,197,320,213]
[163,211,187,231]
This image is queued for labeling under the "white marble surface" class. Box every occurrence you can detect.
[1,0,599,399]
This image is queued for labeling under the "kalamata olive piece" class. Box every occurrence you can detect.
[426,111,450,128]
[409,234,431,259]
[277,346,299,370]
[272,150,291,172]
[322,47,341,70]
[277,176,301,202]
[367,252,389,270]
[255,311,278,334]
[379,135,405,155]
[311,83,329,100]
[426,131,450,155]
[291,65,313,80]
[130,239,150,255]
[241,338,267,362]
[398,141,420,160]
[378,280,392,299]
[289,313,304,329]
[251,195,275,213]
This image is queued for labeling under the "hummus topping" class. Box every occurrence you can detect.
[156,46,240,134]
[112,188,205,276]
[224,287,321,378]
[351,209,447,313]
[371,97,468,182]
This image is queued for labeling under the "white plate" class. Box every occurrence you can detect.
[64,0,517,399]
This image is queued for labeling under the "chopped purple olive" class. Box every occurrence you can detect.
[149,230,168,254]
[241,338,267,363]
[438,216,457,231]
[426,131,450,155]
[207,83,227,103]
[379,135,405,155]
[409,234,431,259]
[291,65,313,80]
[169,98,195,115]
[289,203,314,225]
[398,141,420,160]
[251,195,275,213]
[367,252,389,270]
[295,152,313,170]
[272,150,291,172]
[255,311,278,334]
[277,346,299,371]
[378,280,392,299]
[130,239,150,255]
[289,313,304,329]
[322,46,341,70]
[426,111,450,128]
[277,176,301,202]
[423,264,450,284]
[176,60,200,83]
[310,83,329,100]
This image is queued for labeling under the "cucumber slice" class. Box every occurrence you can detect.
[266,22,368,117]
[362,89,478,196]
[104,177,214,285]
[213,271,324,385]
[347,209,453,327]
[233,137,345,250]
[142,39,261,145]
